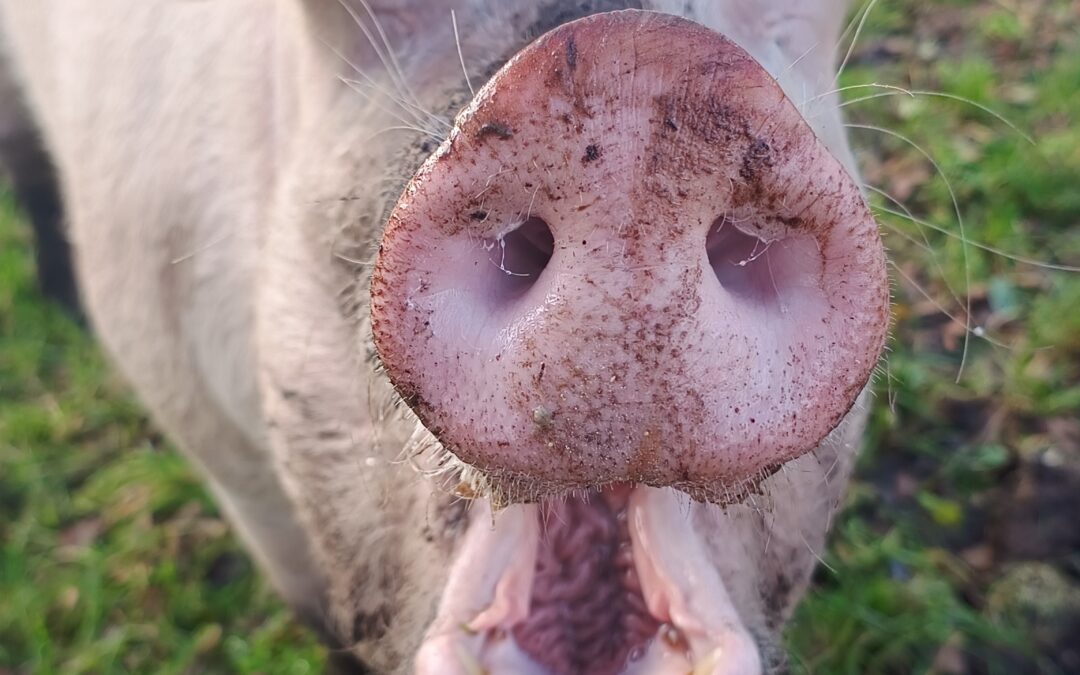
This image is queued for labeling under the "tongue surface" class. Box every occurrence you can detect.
[513,488,659,674]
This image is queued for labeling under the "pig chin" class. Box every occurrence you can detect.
[371,10,889,674]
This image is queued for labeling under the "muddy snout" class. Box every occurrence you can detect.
[371,10,890,500]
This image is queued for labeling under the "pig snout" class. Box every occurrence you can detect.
[371,10,889,501]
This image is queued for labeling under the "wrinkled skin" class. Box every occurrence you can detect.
[0,1,887,672]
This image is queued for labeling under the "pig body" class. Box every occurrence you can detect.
[0,26,74,312]
[0,2,885,672]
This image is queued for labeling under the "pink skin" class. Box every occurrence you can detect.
[371,10,889,500]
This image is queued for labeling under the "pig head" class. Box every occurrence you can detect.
[0,1,888,672]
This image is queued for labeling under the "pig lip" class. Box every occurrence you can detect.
[415,485,763,675]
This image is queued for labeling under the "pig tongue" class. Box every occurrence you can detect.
[414,487,761,674]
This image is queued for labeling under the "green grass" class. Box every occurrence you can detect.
[0,199,325,672]
[787,0,1080,673]
[1,0,1078,673]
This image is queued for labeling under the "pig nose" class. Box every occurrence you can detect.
[371,10,889,500]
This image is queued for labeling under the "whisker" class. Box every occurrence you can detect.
[848,122,972,380]
[884,356,898,415]
[364,124,446,144]
[833,0,870,56]
[327,46,434,129]
[339,76,448,141]
[170,232,233,265]
[804,81,915,110]
[338,0,421,112]
[874,204,1080,273]
[863,183,965,313]
[799,531,836,575]
[834,0,881,85]
[333,251,374,267]
[356,0,421,101]
[815,85,1035,145]
[451,9,475,97]
[339,69,450,133]
[886,258,1011,350]
[783,41,819,76]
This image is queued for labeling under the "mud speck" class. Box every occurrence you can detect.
[533,405,555,431]
[739,138,773,183]
[476,121,514,141]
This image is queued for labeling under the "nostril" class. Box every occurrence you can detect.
[705,217,822,310]
[706,217,777,304]
[484,216,554,302]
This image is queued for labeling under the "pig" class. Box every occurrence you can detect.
[0,1,890,673]
[0,29,75,313]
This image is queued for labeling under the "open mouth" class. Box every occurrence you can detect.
[415,485,762,675]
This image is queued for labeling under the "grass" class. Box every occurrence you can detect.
[1,0,1078,673]
[0,195,325,671]
[787,0,1080,672]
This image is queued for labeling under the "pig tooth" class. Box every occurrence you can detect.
[658,622,689,653]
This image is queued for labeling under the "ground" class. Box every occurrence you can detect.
[1,0,1078,673]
